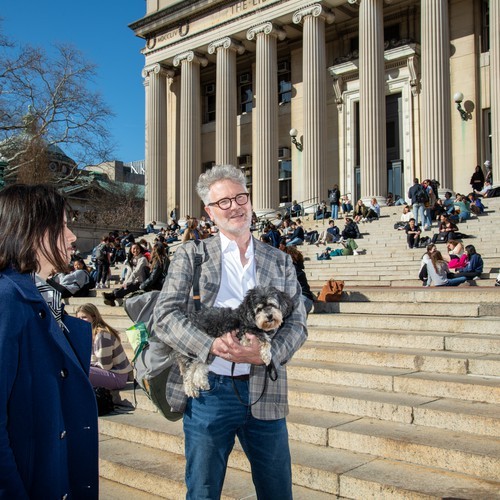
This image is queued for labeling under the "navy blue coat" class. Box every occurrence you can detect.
[0,268,98,499]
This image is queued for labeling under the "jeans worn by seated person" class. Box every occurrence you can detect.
[184,373,292,500]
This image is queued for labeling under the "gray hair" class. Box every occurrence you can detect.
[196,164,247,205]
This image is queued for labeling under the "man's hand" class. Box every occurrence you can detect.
[210,332,266,365]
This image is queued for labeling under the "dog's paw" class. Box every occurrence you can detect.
[260,342,272,365]
[240,334,251,347]
[183,380,200,398]
[191,363,210,395]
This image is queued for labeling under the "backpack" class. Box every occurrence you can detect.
[317,279,344,302]
[123,240,205,422]
[328,189,339,204]
[415,187,429,204]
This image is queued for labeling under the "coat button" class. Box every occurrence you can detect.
[60,369,68,378]
[60,430,66,439]
[38,310,46,319]
[62,494,68,500]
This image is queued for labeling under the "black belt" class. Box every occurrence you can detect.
[231,374,250,381]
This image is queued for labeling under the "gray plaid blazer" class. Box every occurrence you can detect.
[153,234,308,420]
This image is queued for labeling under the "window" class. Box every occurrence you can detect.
[384,24,400,45]
[279,159,292,204]
[278,59,292,104]
[481,0,490,53]
[203,83,216,123]
[238,73,253,114]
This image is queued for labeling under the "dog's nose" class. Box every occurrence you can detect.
[266,314,274,321]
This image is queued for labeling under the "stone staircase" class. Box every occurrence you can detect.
[65,198,500,499]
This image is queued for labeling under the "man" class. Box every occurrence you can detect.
[405,218,422,249]
[153,165,307,499]
[408,178,426,227]
[286,220,305,246]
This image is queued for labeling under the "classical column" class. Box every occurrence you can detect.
[142,63,173,225]
[208,38,244,167]
[173,51,208,218]
[293,4,334,206]
[247,23,285,212]
[421,0,452,190]
[357,0,386,200]
[491,0,500,186]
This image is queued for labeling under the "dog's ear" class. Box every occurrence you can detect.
[241,288,259,325]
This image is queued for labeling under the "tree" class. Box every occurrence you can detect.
[0,24,114,184]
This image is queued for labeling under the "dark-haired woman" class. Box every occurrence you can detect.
[426,251,467,287]
[140,243,170,292]
[103,243,150,306]
[0,184,98,498]
[470,165,485,192]
[453,245,484,280]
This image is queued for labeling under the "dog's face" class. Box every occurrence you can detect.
[242,286,294,331]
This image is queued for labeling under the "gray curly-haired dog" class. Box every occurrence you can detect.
[177,286,294,398]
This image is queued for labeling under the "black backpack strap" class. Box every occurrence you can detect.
[192,240,205,312]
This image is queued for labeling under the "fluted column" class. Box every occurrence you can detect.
[293,4,334,206]
[142,63,173,225]
[208,38,245,167]
[247,23,285,212]
[491,0,500,186]
[421,0,452,190]
[173,51,208,218]
[357,0,386,200]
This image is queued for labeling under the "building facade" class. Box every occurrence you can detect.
[130,0,498,224]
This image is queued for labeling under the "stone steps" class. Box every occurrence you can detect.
[296,341,500,376]
[98,408,500,499]
[287,360,500,403]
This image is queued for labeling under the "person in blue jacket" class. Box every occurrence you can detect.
[0,184,98,499]
[453,245,484,280]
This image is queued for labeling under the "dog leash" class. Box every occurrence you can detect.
[230,361,277,407]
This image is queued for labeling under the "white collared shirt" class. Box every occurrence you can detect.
[209,232,256,376]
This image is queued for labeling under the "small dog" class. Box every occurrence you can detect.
[176,286,294,398]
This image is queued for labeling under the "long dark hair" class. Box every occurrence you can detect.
[126,243,146,266]
[0,184,70,273]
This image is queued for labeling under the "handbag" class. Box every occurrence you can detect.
[317,279,344,302]
[123,240,205,421]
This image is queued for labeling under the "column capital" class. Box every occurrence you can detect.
[208,37,245,55]
[247,22,286,42]
[141,63,174,79]
[173,51,208,67]
[293,4,335,25]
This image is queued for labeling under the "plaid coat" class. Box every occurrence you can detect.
[153,234,307,420]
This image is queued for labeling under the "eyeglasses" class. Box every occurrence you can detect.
[207,192,250,210]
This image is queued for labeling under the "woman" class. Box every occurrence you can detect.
[341,194,353,215]
[0,184,98,498]
[140,243,170,292]
[328,184,341,220]
[418,243,437,285]
[353,199,368,223]
[426,251,467,286]
[284,246,315,314]
[454,245,484,280]
[47,258,93,298]
[470,165,485,192]
[76,304,132,390]
[431,215,458,244]
[103,243,150,306]
[182,218,201,243]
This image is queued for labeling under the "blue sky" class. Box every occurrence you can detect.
[2,0,147,163]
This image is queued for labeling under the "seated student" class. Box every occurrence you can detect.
[140,243,170,292]
[474,180,492,198]
[467,193,485,215]
[76,303,132,390]
[103,243,150,306]
[146,221,157,234]
[418,244,437,285]
[365,198,380,221]
[316,219,340,245]
[386,192,394,206]
[317,247,332,260]
[284,246,315,314]
[431,215,458,244]
[290,200,303,217]
[394,205,413,229]
[453,245,483,280]
[341,217,361,240]
[405,218,421,249]
[353,199,368,223]
[47,258,94,298]
[314,200,329,220]
[426,251,467,287]
[341,195,353,215]
[286,221,305,246]
[449,195,471,222]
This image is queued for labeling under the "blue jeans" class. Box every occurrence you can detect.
[183,373,292,500]
[442,276,467,286]
[287,237,303,246]
[330,203,339,219]
[412,203,425,226]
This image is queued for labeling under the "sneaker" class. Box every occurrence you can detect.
[96,283,102,289]
[353,250,359,256]
[495,280,500,287]
[472,276,480,280]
